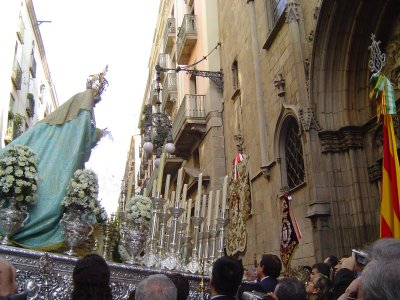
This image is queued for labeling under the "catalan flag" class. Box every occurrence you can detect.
[370,72,400,238]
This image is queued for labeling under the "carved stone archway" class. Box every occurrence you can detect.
[308,0,400,259]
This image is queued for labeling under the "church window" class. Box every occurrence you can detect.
[284,117,305,189]
[263,0,287,49]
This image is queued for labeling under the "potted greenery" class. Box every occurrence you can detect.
[0,144,39,244]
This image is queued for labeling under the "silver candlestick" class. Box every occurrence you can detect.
[177,220,186,266]
[181,233,192,266]
[142,196,166,267]
[201,226,211,272]
[208,226,219,265]
[157,211,171,259]
[216,215,229,258]
[186,215,204,273]
[161,206,184,270]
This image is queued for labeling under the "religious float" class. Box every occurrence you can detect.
[0,68,234,299]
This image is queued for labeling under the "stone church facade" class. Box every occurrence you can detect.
[217,0,400,267]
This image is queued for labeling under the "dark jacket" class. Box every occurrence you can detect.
[237,277,278,300]
[332,268,355,299]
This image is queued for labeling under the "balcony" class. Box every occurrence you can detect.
[11,60,22,90]
[162,73,177,114]
[176,15,197,65]
[171,94,206,157]
[26,93,35,118]
[158,53,168,82]
[30,54,37,78]
[163,18,176,53]
[159,153,184,195]
[17,17,25,44]
[149,80,159,105]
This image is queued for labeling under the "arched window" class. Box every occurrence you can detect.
[282,117,305,189]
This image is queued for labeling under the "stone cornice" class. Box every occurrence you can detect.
[318,126,364,153]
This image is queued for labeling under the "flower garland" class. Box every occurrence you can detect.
[0,145,39,208]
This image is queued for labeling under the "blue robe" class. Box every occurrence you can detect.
[0,90,100,250]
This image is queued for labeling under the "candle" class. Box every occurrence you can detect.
[206,191,213,227]
[143,187,147,197]
[151,179,157,197]
[156,153,166,194]
[201,195,207,218]
[181,184,188,211]
[170,191,175,209]
[195,173,202,216]
[214,189,221,221]
[221,175,228,214]
[175,168,183,207]
[201,195,207,231]
[164,174,171,200]
[186,198,192,235]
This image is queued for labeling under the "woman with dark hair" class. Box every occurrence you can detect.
[72,253,112,300]
[306,273,333,300]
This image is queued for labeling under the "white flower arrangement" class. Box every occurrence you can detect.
[62,169,107,223]
[0,145,39,208]
[125,195,152,224]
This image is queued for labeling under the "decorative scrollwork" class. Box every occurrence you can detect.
[368,34,386,73]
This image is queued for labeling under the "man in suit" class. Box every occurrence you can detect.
[210,256,244,299]
[237,254,282,300]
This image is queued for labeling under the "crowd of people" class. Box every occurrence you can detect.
[0,238,398,299]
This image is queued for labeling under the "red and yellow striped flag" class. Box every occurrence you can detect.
[370,71,400,238]
[381,115,400,238]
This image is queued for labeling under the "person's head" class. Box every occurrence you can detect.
[258,254,282,280]
[310,263,330,282]
[0,257,17,297]
[168,273,189,300]
[323,255,338,269]
[135,274,177,300]
[210,256,243,297]
[72,253,112,300]
[361,259,400,300]
[274,277,307,300]
[332,255,349,276]
[306,273,332,300]
[367,238,400,261]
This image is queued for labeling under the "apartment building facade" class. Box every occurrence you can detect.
[218,0,400,267]
[138,0,226,205]
[0,0,58,148]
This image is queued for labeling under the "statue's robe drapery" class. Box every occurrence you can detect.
[0,89,101,250]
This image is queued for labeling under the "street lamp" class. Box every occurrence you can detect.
[141,69,175,160]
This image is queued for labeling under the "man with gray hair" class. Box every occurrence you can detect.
[135,274,177,300]
[360,259,400,300]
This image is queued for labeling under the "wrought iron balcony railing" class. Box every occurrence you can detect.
[162,72,177,108]
[171,94,205,141]
[11,60,22,90]
[176,15,197,65]
[163,18,176,53]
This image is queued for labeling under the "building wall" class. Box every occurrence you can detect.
[139,0,226,204]
[0,0,58,148]
[218,0,400,269]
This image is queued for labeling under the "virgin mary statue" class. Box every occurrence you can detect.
[0,67,109,250]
